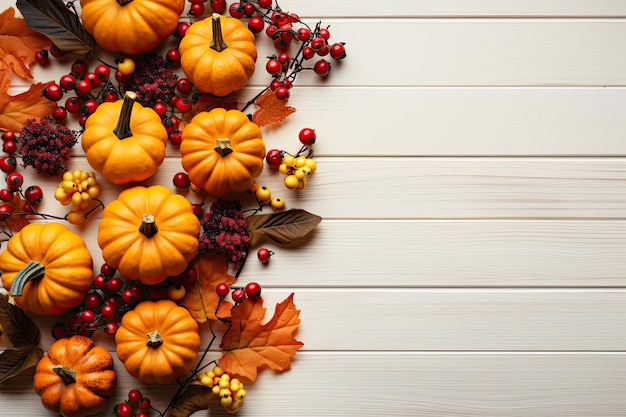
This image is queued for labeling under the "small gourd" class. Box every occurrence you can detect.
[180,107,266,195]
[115,299,201,384]
[179,13,257,97]
[0,223,93,315]
[34,335,117,417]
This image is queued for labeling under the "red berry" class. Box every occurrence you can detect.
[296,27,311,41]
[310,37,326,52]
[242,2,255,16]
[115,402,134,417]
[1,131,15,141]
[314,59,331,76]
[287,12,300,23]
[177,77,193,94]
[137,397,151,410]
[184,267,198,283]
[6,172,23,190]
[248,16,265,33]
[100,263,116,277]
[175,97,193,113]
[270,11,283,23]
[169,129,183,145]
[52,106,68,120]
[136,413,149,417]
[275,86,290,100]
[299,128,316,146]
[0,189,14,202]
[281,79,292,89]
[175,21,190,38]
[49,45,65,58]
[100,303,117,319]
[258,0,272,7]
[277,52,290,68]
[318,27,331,40]
[51,323,73,340]
[153,101,168,117]
[173,172,191,188]
[317,43,330,56]
[121,288,139,305]
[265,24,279,38]
[266,148,282,166]
[128,389,143,404]
[105,294,122,308]
[189,2,205,16]
[330,42,347,59]
[75,79,92,96]
[266,59,282,75]
[93,274,107,289]
[2,140,17,154]
[81,99,99,115]
[166,48,181,64]
[43,83,63,101]
[191,203,203,218]
[94,64,111,80]
[302,46,315,60]
[229,3,244,18]
[245,282,262,299]
[104,322,119,335]
[34,49,48,64]
[80,309,96,323]
[0,156,17,173]
[106,277,123,292]
[269,79,282,91]
[64,96,81,113]
[216,283,230,298]
[210,0,227,14]
[84,72,102,87]
[231,288,246,303]
[115,70,130,84]
[273,37,289,52]
[24,185,44,205]
[84,292,103,310]
[0,204,13,220]
[71,59,88,77]
[59,74,77,91]
[257,247,272,263]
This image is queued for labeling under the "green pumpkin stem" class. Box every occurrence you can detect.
[138,214,158,237]
[146,330,163,348]
[210,13,228,52]
[52,365,76,385]
[9,260,44,296]
[113,91,137,140]
[214,138,233,156]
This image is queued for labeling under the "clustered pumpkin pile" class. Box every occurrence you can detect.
[0,0,343,415]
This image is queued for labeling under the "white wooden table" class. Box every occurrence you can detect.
[1,1,626,416]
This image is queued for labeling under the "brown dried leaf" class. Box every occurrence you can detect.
[165,384,212,417]
[0,345,42,383]
[251,89,296,126]
[246,209,322,247]
[5,193,30,232]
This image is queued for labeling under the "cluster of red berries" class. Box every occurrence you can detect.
[52,263,198,339]
[264,127,317,191]
[114,389,152,417]
[0,130,44,220]
[216,281,262,304]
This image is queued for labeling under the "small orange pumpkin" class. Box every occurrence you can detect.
[179,13,257,97]
[0,222,93,315]
[115,299,201,384]
[180,107,266,195]
[97,185,201,285]
[34,335,117,417]
[79,0,185,55]
[81,91,168,185]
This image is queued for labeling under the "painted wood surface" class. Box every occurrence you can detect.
[0,1,625,417]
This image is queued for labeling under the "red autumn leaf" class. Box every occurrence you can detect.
[251,89,296,127]
[0,7,53,80]
[5,192,29,232]
[178,254,236,323]
[0,69,55,132]
[218,293,303,383]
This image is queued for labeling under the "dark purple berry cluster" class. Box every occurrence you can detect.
[18,118,77,176]
[199,199,250,263]
[122,54,178,107]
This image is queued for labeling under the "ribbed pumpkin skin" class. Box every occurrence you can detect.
[79,0,185,55]
[181,108,265,196]
[115,300,201,384]
[179,15,257,96]
[0,223,93,315]
[81,98,168,185]
[97,185,200,285]
[34,335,117,417]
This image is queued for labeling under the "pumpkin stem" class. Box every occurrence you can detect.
[9,260,44,297]
[52,365,76,385]
[210,13,228,52]
[146,330,163,348]
[214,138,233,156]
[113,91,137,140]
[138,214,158,237]
[117,0,133,4]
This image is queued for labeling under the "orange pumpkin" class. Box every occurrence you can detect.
[34,335,117,417]
[115,299,201,384]
[180,107,265,195]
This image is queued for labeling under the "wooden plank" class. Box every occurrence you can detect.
[1,353,624,416]
[21,289,626,352]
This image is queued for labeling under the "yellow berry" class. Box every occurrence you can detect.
[299,166,312,177]
[270,197,285,211]
[235,389,247,399]
[212,385,221,395]
[62,171,73,181]
[278,163,290,174]
[282,153,295,165]
[61,180,77,192]
[66,209,85,225]
[295,155,307,167]
[255,186,271,203]
[117,57,135,75]
[200,374,212,386]
[54,188,70,205]
[167,283,186,301]
[230,380,241,392]
[212,366,224,377]
[221,396,233,407]
[87,186,100,199]
[219,388,231,398]
[71,191,83,206]
[305,158,317,172]
[226,400,241,413]
[284,174,299,189]
[219,378,230,389]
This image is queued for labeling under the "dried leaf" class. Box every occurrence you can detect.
[0,69,56,132]
[0,7,53,80]
[165,384,213,417]
[0,293,41,347]
[16,0,96,55]
[0,345,42,383]
[180,94,239,129]
[5,192,30,232]
[251,89,296,126]
[246,209,322,247]
[178,255,236,323]
[218,293,303,383]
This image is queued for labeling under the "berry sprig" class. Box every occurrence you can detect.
[198,365,247,413]
[53,169,103,224]
[113,389,153,417]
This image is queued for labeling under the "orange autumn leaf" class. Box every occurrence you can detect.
[5,192,29,232]
[0,8,53,80]
[251,89,296,127]
[218,293,303,383]
[0,69,55,132]
[178,254,236,323]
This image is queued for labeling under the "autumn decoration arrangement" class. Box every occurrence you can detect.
[0,0,346,416]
